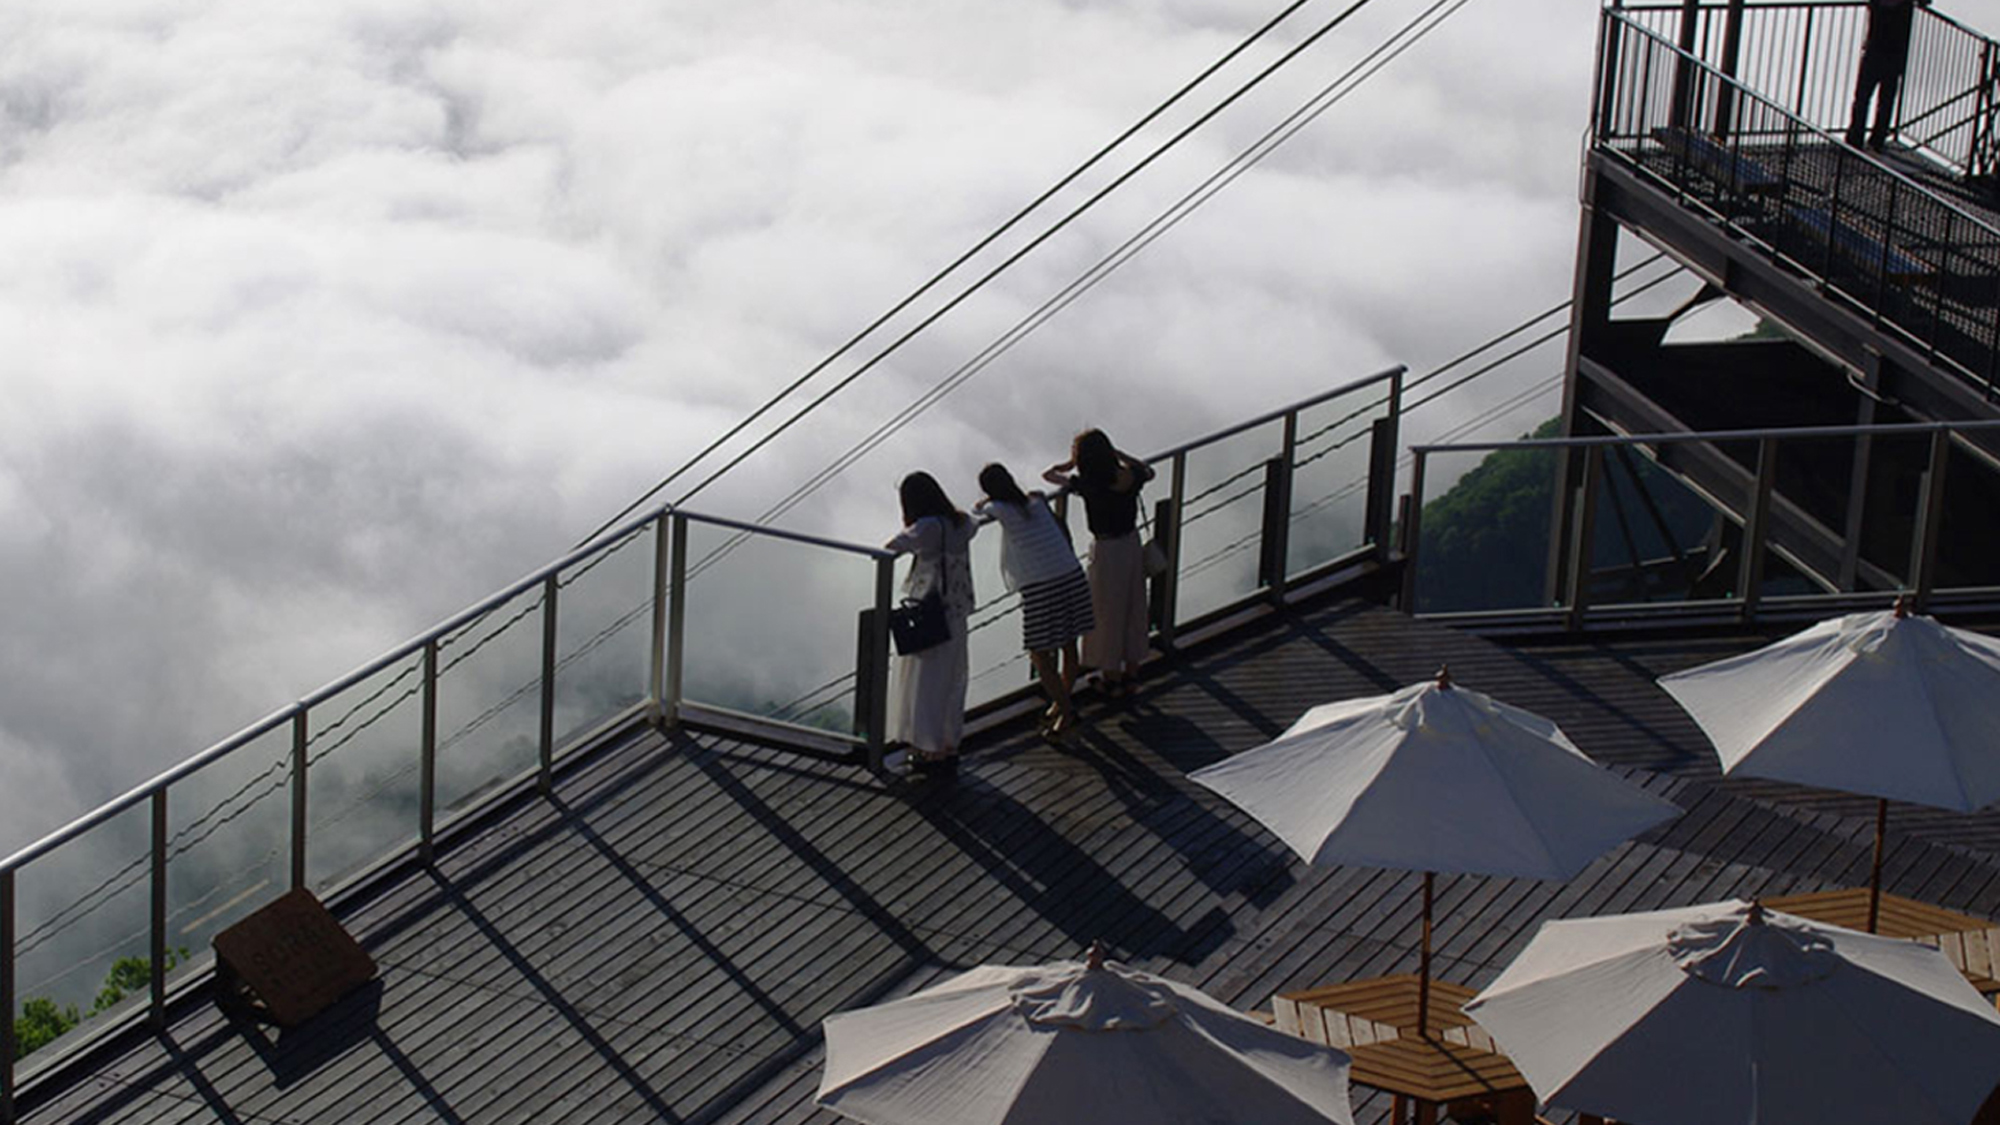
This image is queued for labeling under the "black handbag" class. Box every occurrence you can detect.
[889,547,954,655]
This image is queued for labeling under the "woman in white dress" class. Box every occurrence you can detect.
[885,471,978,774]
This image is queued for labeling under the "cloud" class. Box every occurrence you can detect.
[0,0,1598,848]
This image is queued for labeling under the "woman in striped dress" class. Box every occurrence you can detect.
[975,463,1094,738]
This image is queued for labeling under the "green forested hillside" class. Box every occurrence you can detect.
[1415,418,1713,612]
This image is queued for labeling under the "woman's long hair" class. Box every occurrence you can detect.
[978,462,1028,507]
[900,471,967,528]
[1073,429,1118,487]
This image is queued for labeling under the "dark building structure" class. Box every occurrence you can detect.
[1553,0,2000,609]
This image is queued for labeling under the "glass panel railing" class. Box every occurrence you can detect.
[1410,446,1560,615]
[1287,384,1393,578]
[1935,440,2000,592]
[963,519,1034,714]
[9,803,151,1076]
[679,516,881,737]
[304,653,425,892]
[1171,420,1283,623]
[434,584,546,816]
[1415,422,2000,622]
[552,523,656,748]
[162,725,293,996]
[1582,441,1728,610]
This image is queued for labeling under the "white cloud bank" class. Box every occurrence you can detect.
[0,0,1600,847]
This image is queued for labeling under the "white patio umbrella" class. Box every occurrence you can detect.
[816,944,1354,1125]
[1464,899,2000,1125]
[1188,670,1680,1033]
[1659,602,2000,928]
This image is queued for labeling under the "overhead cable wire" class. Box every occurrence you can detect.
[579,0,1334,547]
[767,260,1688,723]
[680,0,1473,591]
[667,0,1396,514]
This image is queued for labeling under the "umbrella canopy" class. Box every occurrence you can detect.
[1465,900,2000,1125]
[1658,605,2000,811]
[1188,676,1680,881]
[816,951,1354,1125]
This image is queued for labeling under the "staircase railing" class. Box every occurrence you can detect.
[1615,1,1997,180]
[1596,5,2000,396]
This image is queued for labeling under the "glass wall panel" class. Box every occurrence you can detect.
[9,803,151,1074]
[1172,421,1282,623]
[963,516,1033,713]
[434,584,545,815]
[552,525,654,748]
[1584,442,1728,609]
[1411,446,1559,614]
[1288,389,1392,577]
[304,653,424,892]
[163,724,293,995]
[679,520,879,736]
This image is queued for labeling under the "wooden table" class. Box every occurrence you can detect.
[1273,974,1534,1125]
[1763,888,2000,993]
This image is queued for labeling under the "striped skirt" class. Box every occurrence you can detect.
[1018,568,1095,653]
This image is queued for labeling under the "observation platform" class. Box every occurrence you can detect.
[26,591,2000,1124]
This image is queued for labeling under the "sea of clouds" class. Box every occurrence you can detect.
[0,0,1642,849]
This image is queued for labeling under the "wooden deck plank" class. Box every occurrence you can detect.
[25,599,2000,1125]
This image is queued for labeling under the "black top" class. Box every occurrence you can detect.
[1070,461,1156,538]
[1865,0,1924,56]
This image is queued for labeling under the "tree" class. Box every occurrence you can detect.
[11,947,188,1062]
[12,998,79,1058]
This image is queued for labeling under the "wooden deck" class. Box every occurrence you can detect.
[24,597,2000,1124]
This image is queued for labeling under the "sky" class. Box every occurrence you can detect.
[0,0,1648,850]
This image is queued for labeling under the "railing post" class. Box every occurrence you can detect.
[1840,393,1880,592]
[1400,451,1429,613]
[1873,178,1902,322]
[149,789,166,1030]
[1365,373,1403,563]
[290,710,308,892]
[1153,454,1187,651]
[1669,0,1701,130]
[419,639,438,863]
[1738,438,1778,622]
[1364,417,1398,560]
[538,575,558,795]
[1712,0,1746,140]
[648,513,669,727]
[1259,414,1298,603]
[2,868,13,1125]
[1593,7,1623,143]
[1564,446,1606,632]
[1792,5,1816,120]
[1909,429,1950,610]
[665,514,689,728]
[865,556,895,772]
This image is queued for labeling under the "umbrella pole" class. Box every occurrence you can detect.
[1868,797,1888,934]
[1418,871,1433,1039]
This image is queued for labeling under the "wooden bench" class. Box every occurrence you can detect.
[1785,204,1935,285]
[1763,887,2000,992]
[1652,127,1783,198]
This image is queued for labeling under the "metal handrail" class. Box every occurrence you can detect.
[675,509,898,559]
[1608,0,2000,178]
[1411,417,2000,454]
[0,501,678,876]
[1604,10,2000,242]
[1141,365,1405,463]
[2,368,1413,1119]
